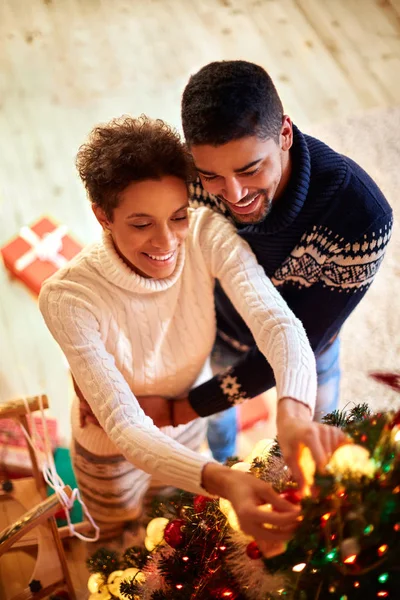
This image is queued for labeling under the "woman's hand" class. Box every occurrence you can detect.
[277,398,347,491]
[202,463,300,543]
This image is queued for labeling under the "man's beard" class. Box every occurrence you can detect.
[217,190,273,225]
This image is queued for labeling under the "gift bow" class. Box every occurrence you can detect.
[15,224,69,272]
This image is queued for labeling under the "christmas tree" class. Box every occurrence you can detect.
[87,398,400,600]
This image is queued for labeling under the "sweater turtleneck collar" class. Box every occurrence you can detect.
[240,124,311,235]
[94,231,186,294]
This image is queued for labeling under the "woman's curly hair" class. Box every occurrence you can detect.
[76,115,194,220]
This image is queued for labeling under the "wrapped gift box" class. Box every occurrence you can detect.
[0,415,58,476]
[0,217,82,296]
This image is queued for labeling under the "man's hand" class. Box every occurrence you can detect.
[202,463,300,544]
[136,395,200,427]
[136,395,172,428]
[277,398,347,491]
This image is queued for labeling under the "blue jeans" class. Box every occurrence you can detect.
[207,336,341,462]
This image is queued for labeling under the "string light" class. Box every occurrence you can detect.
[377,592,388,598]
[364,524,374,535]
[354,581,360,588]
[378,573,389,584]
[322,513,331,522]
[343,554,357,564]
[378,545,388,556]
[326,550,337,562]
[292,563,306,572]
[176,584,183,590]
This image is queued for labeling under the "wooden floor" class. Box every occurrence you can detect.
[0,0,400,597]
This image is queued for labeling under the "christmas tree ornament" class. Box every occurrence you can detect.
[230,461,251,473]
[145,517,169,551]
[193,494,213,513]
[122,567,146,584]
[88,591,111,600]
[327,444,375,478]
[245,438,274,463]
[88,572,105,593]
[106,570,124,596]
[246,541,262,559]
[279,487,302,505]
[163,519,186,548]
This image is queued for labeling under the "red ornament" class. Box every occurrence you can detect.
[193,495,213,513]
[163,519,186,548]
[246,541,262,559]
[280,488,302,505]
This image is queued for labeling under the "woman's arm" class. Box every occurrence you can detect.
[38,283,212,496]
[39,282,304,541]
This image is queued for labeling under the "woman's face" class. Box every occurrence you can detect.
[95,176,189,279]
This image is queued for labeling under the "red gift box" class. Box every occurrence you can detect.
[0,217,82,296]
[0,415,58,476]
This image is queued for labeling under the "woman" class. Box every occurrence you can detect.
[39,116,344,543]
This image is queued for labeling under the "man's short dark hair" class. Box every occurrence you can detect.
[181,60,284,147]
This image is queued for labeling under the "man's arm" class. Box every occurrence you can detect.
[183,211,393,420]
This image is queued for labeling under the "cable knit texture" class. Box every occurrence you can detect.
[39,207,316,496]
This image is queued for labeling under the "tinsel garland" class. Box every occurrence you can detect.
[87,403,400,600]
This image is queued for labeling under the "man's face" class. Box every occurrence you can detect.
[190,123,292,225]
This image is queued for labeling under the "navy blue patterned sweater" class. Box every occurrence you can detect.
[187,125,393,416]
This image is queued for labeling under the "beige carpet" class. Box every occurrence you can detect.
[308,107,400,413]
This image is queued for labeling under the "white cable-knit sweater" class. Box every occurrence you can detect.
[39,207,316,496]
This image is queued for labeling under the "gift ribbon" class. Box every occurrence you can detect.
[15,224,69,272]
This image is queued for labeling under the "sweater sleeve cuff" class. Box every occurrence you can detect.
[188,346,276,417]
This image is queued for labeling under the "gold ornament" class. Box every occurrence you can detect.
[88,589,111,600]
[327,444,375,478]
[122,567,146,584]
[231,461,251,473]
[145,517,169,551]
[107,570,124,596]
[245,438,275,463]
[88,572,105,593]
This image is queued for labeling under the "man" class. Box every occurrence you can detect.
[139,60,391,477]
[179,60,392,461]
